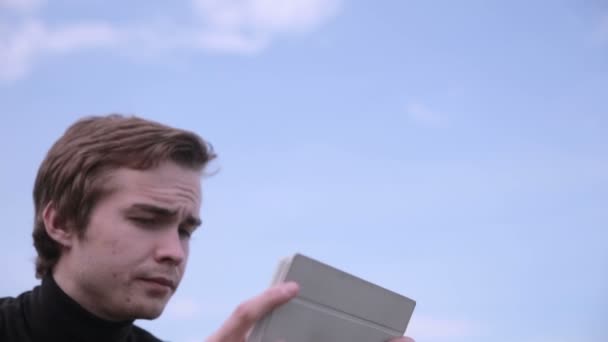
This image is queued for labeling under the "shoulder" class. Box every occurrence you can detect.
[132,324,165,342]
[0,290,31,315]
[0,295,19,308]
[0,290,34,340]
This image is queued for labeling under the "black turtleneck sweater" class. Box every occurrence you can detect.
[0,275,163,342]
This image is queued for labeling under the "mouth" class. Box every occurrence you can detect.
[138,277,177,291]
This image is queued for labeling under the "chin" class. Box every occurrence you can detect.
[123,297,170,320]
[136,309,164,320]
[128,304,167,320]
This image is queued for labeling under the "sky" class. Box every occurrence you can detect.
[1,0,607,341]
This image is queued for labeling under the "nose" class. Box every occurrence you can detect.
[154,228,187,266]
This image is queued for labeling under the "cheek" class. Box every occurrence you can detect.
[106,236,150,268]
[85,227,145,274]
[178,241,190,270]
[109,239,121,256]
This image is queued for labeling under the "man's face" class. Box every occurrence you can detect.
[61,161,201,321]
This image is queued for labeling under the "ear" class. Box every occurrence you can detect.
[42,202,75,248]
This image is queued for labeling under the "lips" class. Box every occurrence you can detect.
[139,277,177,291]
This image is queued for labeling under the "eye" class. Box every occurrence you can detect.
[178,228,192,239]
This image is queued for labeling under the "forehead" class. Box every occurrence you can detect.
[105,162,202,210]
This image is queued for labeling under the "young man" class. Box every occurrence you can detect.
[0,115,415,342]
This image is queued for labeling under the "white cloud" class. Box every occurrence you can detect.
[406,102,445,127]
[0,20,120,82]
[194,0,340,35]
[165,296,203,319]
[0,0,341,82]
[0,0,44,12]
[191,0,340,53]
[407,315,481,339]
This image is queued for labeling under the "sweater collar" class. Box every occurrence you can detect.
[28,274,135,342]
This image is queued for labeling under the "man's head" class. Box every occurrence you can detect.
[32,114,215,320]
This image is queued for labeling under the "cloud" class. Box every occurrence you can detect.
[406,315,481,339]
[0,0,44,12]
[194,0,340,35]
[164,296,203,319]
[0,20,120,82]
[406,102,445,127]
[0,0,341,82]
[191,0,340,53]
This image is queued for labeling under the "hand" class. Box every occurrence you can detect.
[206,282,300,342]
[205,281,415,342]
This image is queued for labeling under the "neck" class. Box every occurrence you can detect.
[26,273,134,342]
[52,260,124,322]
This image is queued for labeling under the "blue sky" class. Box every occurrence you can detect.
[1,0,607,341]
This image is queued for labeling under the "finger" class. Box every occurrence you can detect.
[209,282,299,341]
[388,337,415,342]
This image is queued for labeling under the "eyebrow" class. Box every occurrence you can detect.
[125,203,202,229]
